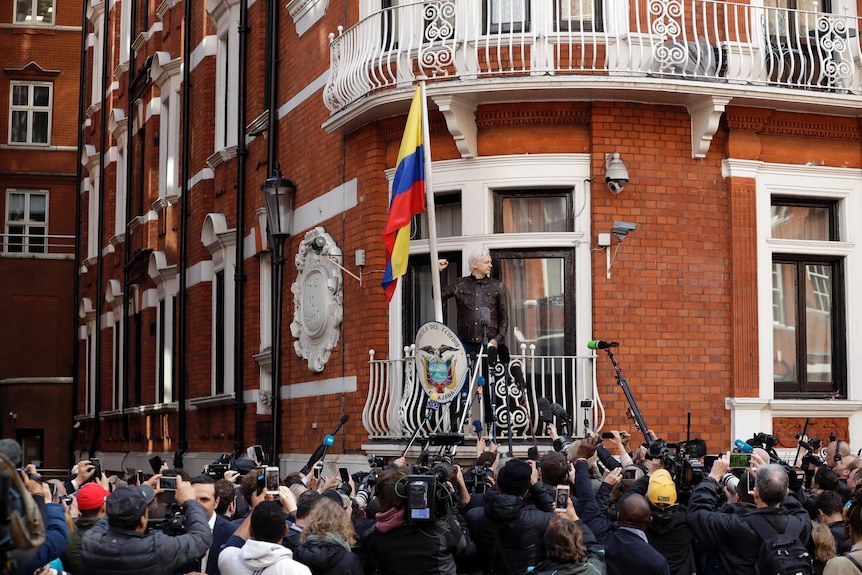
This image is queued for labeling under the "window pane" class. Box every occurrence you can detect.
[36,0,52,22]
[772,262,797,383]
[15,0,32,21]
[486,0,529,33]
[33,86,50,107]
[8,194,25,221]
[12,84,29,105]
[805,264,832,383]
[32,112,49,143]
[500,196,568,233]
[7,225,25,252]
[10,111,28,142]
[771,204,830,240]
[500,256,566,356]
[30,195,46,221]
[417,193,461,239]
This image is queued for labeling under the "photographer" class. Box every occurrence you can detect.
[81,475,212,574]
[686,452,811,574]
[465,458,554,575]
[622,461,696,575]
[360,466,475,575]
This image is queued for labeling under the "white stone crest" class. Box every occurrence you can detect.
[290,227,343,372]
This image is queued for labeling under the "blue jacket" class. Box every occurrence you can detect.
[16,501,69,575]
[604,528,669,575]
[207,513,238,575]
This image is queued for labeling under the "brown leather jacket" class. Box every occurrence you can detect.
[441,275,509,346]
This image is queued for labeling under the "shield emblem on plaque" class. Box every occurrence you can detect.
[414,321,468,404]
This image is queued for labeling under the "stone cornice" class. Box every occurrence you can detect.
[726,108,861,141]
[476,105,591,129]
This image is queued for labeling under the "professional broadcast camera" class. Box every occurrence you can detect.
[462,461,494,494]
[146,503,186,536]
[647,438,705,503]
[402,473,456,524]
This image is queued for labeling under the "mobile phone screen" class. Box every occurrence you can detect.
[265,467,279,493]
[555,485,570,511]
[729,453,752,469]
[339,467,350,483]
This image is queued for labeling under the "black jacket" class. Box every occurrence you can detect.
[464,483,554,575]
[293,541,364,575]
[625,474,696,575]
[686,477,812,574]
[440,274,509,346]
[361,513,473,575]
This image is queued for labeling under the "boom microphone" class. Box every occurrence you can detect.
[551,402,573,423]
[538,398,553,424]
[300,414,350,474]
[587,340,619,350]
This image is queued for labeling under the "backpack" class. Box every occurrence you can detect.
[744,513,812,575]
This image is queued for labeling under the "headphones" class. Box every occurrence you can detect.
[836,438,844,463]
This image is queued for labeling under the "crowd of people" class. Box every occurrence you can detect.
[2,421,861,575]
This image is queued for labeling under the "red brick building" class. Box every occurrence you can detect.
[0,0,80,469]
[76,0,862,476]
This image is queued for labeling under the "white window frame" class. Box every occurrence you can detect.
[152,52,182,199]
[384,154,594,364]
[8,81,52,146]
[88,1,105,108]
[202,214,237,397]
[119,0,132,66]
[148,251,177,405]
[110,110,128,238]
[14,0,55,25]
[87,172,100,260]
[4,189,48,254]
[206,0,240,152]
[79,298,97,416]
[106,280,124,412]
[724,159,862,446]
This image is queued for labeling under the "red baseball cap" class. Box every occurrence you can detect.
[77,483,110,511]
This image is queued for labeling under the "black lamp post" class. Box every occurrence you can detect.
[260,162,295,467]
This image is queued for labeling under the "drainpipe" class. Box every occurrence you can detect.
[89,0,111,458]
[173,0,193,471]
[233,0,250,458]
[72,0,88,465]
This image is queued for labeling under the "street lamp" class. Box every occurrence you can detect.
[260,162,295,467]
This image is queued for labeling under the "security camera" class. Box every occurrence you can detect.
[604,152,629,194]
[607,179,627,194]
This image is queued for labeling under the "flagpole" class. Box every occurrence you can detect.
[421,80,443,323]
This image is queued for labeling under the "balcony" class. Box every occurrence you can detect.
[362,345,597,455]
[324,0,862,156]
[1,233,75,258]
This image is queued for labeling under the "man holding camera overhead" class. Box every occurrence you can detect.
[81,475,212,575]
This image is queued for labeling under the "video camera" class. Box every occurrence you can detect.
[146,503,186,536]
[206,454,231,481]
[647,438,705,503]
[462,461,494,494]
[354,455,385,508]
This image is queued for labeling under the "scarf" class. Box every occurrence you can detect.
[304,532,351,552]
[375,507,405,534]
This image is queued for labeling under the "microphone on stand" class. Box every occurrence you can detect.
[538,398,553,424]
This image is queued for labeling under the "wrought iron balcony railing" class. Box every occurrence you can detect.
[325,0,862,114]
[363,345,597,444]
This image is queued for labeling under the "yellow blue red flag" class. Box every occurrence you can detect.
[382,87,426,302]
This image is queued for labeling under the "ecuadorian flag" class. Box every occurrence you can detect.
[382,87,426,302]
